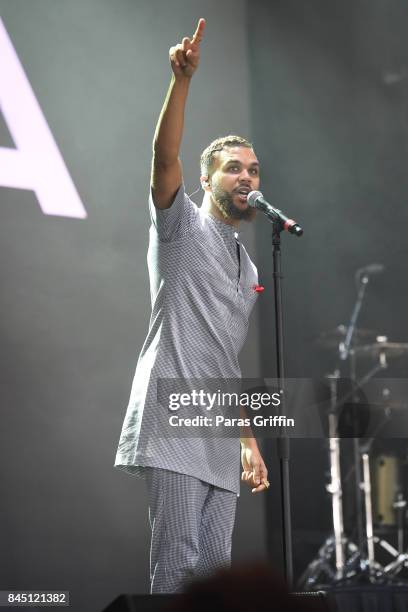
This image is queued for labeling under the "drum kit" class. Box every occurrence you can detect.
[299,267,408,589]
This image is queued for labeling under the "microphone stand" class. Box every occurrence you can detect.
[271,222,294,588]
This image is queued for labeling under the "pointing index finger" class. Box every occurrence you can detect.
[191,18,206,45]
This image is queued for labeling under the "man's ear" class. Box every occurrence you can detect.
[200,175,210,191]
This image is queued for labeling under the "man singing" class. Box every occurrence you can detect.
[115,18,269,594]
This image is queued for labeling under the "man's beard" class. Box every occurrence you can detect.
[211,184,253,220]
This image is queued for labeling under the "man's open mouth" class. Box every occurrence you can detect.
[235,188,250,202]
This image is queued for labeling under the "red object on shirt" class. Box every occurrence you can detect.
[253,285,265,293]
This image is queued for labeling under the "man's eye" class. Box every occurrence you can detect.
[250,169,259,175]
[228,166,240,172]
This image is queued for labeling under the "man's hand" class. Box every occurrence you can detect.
[169,18,206,79]
[241,442,269,494]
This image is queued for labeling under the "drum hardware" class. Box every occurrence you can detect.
[297,369,361,589]
[339,267,372,362]
[297,537,360,589]
[298,263,408,588]
[372,453,401,527]
[394,493,407,553]
[326,370,346,578]
[299,341,408,589]
[314,325,377,350]
[298,357,389,589]
[375,536,408,576]
[301,351,408,581]
[369,493,408,577]
[340,347,390,580]
[362,452,375,568]
[353,340,408,360]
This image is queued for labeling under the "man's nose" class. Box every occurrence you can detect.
[239,169,252,182]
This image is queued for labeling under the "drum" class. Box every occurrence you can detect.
[371,453,402,526]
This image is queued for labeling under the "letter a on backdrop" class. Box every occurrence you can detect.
[0,18,87,218]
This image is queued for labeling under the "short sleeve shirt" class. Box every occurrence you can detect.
[114,184,259,494]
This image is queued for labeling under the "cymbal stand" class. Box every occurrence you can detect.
[298,370,354,588]
[327,370,345,577]
[395,493,407,554]
[375,535,408,578]
[340,271,388,578]
[361,451,375,568]
[356,397,393,577]
[349,351,365,554]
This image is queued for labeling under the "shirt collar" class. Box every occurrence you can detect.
[206,211,239,239]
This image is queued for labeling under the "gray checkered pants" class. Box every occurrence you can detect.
[145,467,237,593]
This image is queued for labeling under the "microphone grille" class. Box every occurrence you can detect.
[247,190,263,208]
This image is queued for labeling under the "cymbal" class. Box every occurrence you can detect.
[353,342,408,359]
[315,324,377,349]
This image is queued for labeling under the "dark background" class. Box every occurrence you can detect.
[1,1,408,610]
[250,0,408,574]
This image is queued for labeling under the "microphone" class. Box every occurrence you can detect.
[247,191,303,236]
[355,263,385,280]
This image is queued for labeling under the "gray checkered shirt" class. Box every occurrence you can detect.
[114,184,258,494]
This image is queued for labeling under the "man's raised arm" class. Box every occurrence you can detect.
[151,18,205,210]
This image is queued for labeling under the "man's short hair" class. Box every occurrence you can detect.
[200,135,253,178]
